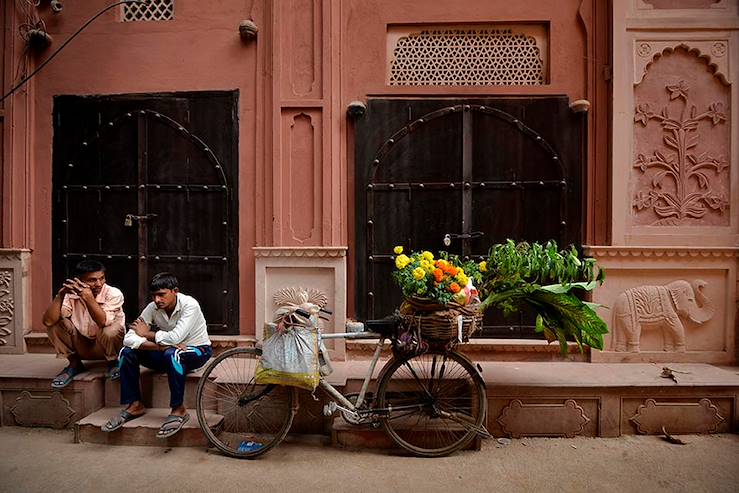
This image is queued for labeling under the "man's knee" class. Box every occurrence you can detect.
[119,347,138,365]
[100,323,124,341]
[47,319,75,337]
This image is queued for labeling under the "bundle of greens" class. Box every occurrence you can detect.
[478,240,607,354]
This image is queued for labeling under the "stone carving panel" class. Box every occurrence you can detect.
[281,110,322,245]
[612,279,714,352]
[632,47,730,226]
[629,398,724,434]
[497,399,591,438]
[0,270,14,347]
[282,0,321,98]
[10,391,77,429]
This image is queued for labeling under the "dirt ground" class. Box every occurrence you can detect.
[0,427,737,493]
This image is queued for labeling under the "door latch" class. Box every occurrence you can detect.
[443,231,484,246]
[124,213,158,227]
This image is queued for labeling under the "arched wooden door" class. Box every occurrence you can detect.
[355,97,584,337]
[52,91,239,334]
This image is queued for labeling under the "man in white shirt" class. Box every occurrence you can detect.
[101,272,212,438]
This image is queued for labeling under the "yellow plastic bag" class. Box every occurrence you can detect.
[255,325,320,391]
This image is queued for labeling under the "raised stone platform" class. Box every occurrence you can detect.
[1,353,737,448]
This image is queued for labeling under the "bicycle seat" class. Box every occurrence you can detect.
[364,315,402,336]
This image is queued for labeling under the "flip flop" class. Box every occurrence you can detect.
[51,365,86,389]
[156,413,190,439]
[105,364,120,381]
[101,409,145,432]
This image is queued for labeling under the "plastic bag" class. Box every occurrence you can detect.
[255,325,320,391]
[255,308,321,391]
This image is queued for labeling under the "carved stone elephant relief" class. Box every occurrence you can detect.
[612,280,714,352]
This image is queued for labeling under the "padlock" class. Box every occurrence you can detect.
[124,215,133,227]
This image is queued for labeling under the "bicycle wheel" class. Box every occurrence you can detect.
[376,349,487,457]
[195,347,296,458]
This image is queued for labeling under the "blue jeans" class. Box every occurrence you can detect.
[119,345,212,408]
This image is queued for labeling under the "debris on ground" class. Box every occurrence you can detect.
[496,437,512,447]
[570,444,577,449]
[660,366,691,384]
[661,426,688,445]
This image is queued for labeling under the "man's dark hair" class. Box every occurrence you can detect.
[74,260,106,276]
[150,272,178,292]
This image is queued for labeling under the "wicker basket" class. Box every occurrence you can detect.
[399,297,482,343]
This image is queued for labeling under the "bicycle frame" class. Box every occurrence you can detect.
[319,330,386,416]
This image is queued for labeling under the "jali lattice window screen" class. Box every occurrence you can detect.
[388,26,548,86]
[122,0,174,22]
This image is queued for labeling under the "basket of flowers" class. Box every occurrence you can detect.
[392,240,609,354]
[391,247,484,343]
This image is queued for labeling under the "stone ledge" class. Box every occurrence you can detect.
[347,339,588,362]
[584,245,739,258]
[253,246,348,258]
[25,333,257,355]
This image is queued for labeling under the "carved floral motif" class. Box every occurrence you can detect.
[633,80,729,225]
[0,270,14,346]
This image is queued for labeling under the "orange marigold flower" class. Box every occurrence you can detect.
[449,282,461,293]
[433,268,444,282]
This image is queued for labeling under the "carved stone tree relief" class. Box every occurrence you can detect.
[632,47,730,226]
[0,270,14,346]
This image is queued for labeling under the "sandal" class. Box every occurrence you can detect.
[101,409,145,432]
[105,364,120,381]
[51,365,85,389]
[156,413,190,439]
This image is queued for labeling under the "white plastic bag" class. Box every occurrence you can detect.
[255,324,320,391]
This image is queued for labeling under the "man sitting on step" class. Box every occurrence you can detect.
[42,260,125,389]
[101,272,212,439]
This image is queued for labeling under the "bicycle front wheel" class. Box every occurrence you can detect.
[377,349,487,457]
[195,347,296,458]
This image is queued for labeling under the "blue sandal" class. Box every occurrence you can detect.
[51,365,85,389]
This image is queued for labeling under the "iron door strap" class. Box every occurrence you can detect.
[443,231,484,246]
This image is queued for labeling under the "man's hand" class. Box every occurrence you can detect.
[131,318,151,338]
[72,278,94,301]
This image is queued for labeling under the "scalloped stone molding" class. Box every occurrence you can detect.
[629,397,724,434]
[584,246,739,258]
[497,399,591,438]
[253,247,348,258]
[634,41,731,85]
[10,391,77,429]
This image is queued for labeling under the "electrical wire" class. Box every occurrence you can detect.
[0,0,150,105]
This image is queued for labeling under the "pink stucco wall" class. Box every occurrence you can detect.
[3,0,598,335]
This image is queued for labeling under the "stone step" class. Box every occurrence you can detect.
[0,354,106,428]
[104,366,206,409]
[75,406,222,447]
[331,416,482,451]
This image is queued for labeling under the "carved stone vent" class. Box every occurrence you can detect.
[388,27,546,86]
[122,0,174,22]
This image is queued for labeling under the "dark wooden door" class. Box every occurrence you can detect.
[355,98,584,337]
[52,91,239,334]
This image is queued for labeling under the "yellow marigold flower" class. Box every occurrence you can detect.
[395,254,411,269]
[422,251,434,261]
[412,267,426,280]
[456,273,468,287]
[393,245,403,255]
[479,260,487,272]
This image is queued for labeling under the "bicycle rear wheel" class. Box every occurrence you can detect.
[376,349,487,457]
[195,347,296,458]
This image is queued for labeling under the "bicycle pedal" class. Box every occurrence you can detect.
[323,402,338,416]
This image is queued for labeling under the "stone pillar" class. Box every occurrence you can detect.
[254,247,347,359]
[0,249,31,354]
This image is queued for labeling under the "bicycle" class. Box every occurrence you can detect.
[195,312,489,458]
